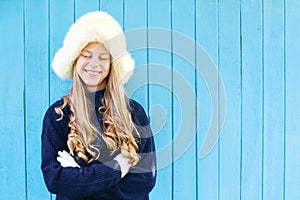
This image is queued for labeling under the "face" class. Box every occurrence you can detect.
[75,42,111,92]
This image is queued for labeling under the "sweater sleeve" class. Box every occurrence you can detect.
[89,100,157,200]
[41,101,122,198]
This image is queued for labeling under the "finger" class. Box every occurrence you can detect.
[62,150,70,157]
[57,156,63,164]
[58,154,71,164]
[58,151,80,168]
[58,156,71,167]
[57,156,69,165]
[58,151,69,159]
[59,151,72,160]
[58,151,63,157]
[62,151,75,161]
[63,152,75,162]
[63,154,78,166]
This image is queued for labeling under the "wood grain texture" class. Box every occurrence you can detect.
[218,0,241,199]
[0,1,26,199]
[240,0,263,199]
[172,0,197,199]
[263,0,285,199]
[148,0,173,199]
[24,0,50,199]
[196,0,219,199]
[285,0,300,199]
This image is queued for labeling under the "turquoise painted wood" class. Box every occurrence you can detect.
[0,1,26,199]
[172,1,197,200]
[50,0,74,105]
[75,0,99,18]
[24,1,50,199]
[218,0,241,199]
[263,0,285,199]
[241,0,263,199]
[124,0,148,110]
[196,0,218,199]
[1,0,300,199]
[285,0,300,199]
[148,1,173,199]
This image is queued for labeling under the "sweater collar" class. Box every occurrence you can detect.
[86,89,105,108]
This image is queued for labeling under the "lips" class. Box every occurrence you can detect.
[85,69,101,76]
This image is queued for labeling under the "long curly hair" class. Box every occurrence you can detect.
[55,58,140,166]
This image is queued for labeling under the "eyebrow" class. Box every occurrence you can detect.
[81,50,109,56]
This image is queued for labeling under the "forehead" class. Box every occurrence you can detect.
[82,42,109,54]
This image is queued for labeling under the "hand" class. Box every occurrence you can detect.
[57,150,80,168]
[114,153,131,178]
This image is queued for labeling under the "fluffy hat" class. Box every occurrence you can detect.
[52,11,134,84]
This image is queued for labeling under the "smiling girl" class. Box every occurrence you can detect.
[41,11,156,200]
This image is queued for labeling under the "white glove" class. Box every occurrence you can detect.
[57,150,80,168]
[114,153,131,178]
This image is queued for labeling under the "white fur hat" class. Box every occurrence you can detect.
[52,11,134,84]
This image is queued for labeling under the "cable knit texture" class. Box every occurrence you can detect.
[41,90,156,200]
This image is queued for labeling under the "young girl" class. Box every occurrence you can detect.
[41,11,156,200]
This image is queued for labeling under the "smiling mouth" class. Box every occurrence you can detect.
[85,69,102,75]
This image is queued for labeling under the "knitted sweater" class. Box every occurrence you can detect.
[41,90,156,200]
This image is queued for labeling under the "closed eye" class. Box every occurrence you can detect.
[99,56,110,60]
[81,53,92,58]
[80,50,92,58]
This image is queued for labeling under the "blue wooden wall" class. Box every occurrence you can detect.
[0,0,299,199]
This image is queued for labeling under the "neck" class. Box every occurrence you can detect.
[85,80,107,93]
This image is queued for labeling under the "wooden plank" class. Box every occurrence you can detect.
[172,1,196,199]
[75,0,99,19]
[148,1,172,199]
[123,0,148,111]
[263,0,285,199]
[100,0,123,26]
[240,0,263,199]
[196,0,219,199]
[218,0,241,199]
[24,1,50,199]
[285,0,300,199]
[49,0,74,104]
[0,1,26,199]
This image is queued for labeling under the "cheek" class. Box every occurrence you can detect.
[76,57,86,66]
[100,60,110,69]
[75,59,83,71]
[103,65,111,77]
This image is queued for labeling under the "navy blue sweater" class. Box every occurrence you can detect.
[41,90,156,200]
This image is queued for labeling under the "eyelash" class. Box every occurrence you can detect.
[99,57,109,60]
[81,54,109,60]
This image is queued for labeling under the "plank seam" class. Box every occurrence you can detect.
[283,0,287,199]
[170,0,174,199]
[261,0,265,199]
[23,0,28,199]
[217,0,221,200]
[239,1,243,199]
[194,0,199,199]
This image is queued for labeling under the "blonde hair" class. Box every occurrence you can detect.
[55,58,140,166]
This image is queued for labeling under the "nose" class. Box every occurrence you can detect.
[89,56,100,68]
